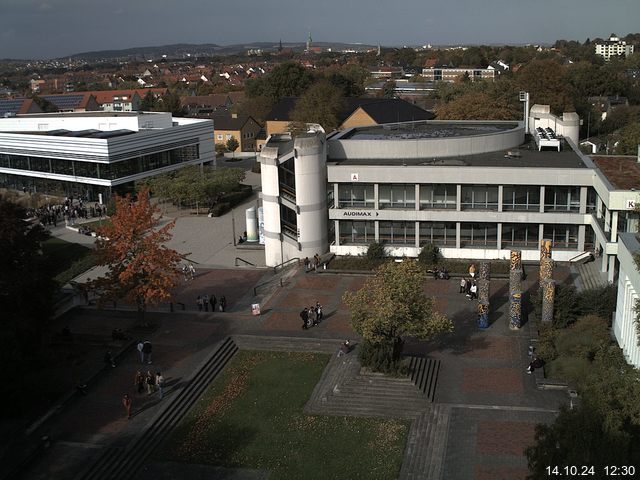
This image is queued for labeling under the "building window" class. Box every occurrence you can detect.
[460,223,498,247]
[280,205,297,240]
[502,185,540,211]
[379,221,415,244]
[339,221,375,244]
[502,223,539,248]
[378,184,415,209]
[338,183,374,208]
[544,224,579,249]
[586,188,597,213]
[225,134,232,140]
[419,222,456,246]
[544,186,581,212]
[461,186,498,210]
[419,184,456,209]
[217,134,223,140]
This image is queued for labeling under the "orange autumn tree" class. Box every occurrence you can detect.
[91,187,182,320]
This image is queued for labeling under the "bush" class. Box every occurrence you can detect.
[366,242,386,261]
[418,243,439,266]
[328,255,389,271]
[209,202,231,217]
[358,339,408,375]
[576,284,617,323]
[223,185,253,207]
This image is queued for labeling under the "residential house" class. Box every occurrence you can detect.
[421,66,495,83]
[39,93,101,112]
[212,113,262,152]
[0,98,42,117]
[595,34,634,61]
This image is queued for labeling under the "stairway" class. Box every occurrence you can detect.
[76,337,238,480]
[407,356,441,402]
[575,259,609,292]
[398,405,451,480]
[232,334,341,354]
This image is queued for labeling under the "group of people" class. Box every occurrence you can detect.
[120,341,165,419]
[300,302,323,329]
[28,196,105,228]
[196,294,226,312]
[182,264,196,281]
[303,254,322,272]
[459,277,478,300]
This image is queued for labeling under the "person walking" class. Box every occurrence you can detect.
[315,302,323,322]
[470,282,478,301]
[203,294,209,312]
[104,351,116,368]
[156,372,165,399]
[465,278,471,297]
[142,341,153,364]
[122,393,133,419]
[469,263,476,278]
[146,371,155,395]
[196,295,203,311]
[313,253,320,270]
[300,307,309,329]
[220,296,227,312]
[210,294,217,312]
[304,257,310,273]
[134,371,145,394]
[137,341,145,364]
[308,306,317,326]
[459,277,466,294]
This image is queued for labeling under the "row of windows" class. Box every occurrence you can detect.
[335,184,592,212]
[0,145,199,181]
[338,221,583,249]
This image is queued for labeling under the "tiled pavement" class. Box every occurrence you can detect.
[12,264,573,480]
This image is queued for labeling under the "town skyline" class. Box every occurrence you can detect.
[1,0,639,60]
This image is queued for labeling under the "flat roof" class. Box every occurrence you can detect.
[340,121,518,140]
[592,156,640,190]
[328,137,588,169]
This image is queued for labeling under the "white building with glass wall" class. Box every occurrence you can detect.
[259,106,640,286]
[0,111,214,201]
[595,34,635,61]
[613,233,640,368]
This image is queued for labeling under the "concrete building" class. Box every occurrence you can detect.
[595,34,634,61]
[0,111,214,201]
[421,67,495,83]
[613,233,640,368]
[212,113,261,152]
[258,106,640,291]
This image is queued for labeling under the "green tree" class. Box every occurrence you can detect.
[139,90,160,111]
[226,136,239,153]
[0,200,57,383]
[342,261,452,371]
[245,62,313,101]
[30,94,58,112]
[515,59,574,114]
[380,80,396,99]
[418,243,439,266]
[291,80,346,131]
[159,90,185,116]
[91,188,182,321]
[615,122,640,155]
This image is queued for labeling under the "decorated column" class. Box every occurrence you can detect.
[509,292,522,330]
[541,279,556,323]
[477,302,489,329]
[509,250,523,329]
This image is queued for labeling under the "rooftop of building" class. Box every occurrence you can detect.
[328,136,588,169]
[337,120,517,140]
[592,156,640,190]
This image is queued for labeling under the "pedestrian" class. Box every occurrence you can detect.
[470,282,478,301]
[104,351,116,368]
[300,307,309,329]
[459,277,466,294]
[137,341,144,364]
[189,264,196,280]
[203,294,209,312]
[122,393,132,419]
[526,357,544,374]
[156,372,165,399]
[182,264,189,282]
[465,278,471,297]
[220,296,227,312]
[338,340,351,357]
[308,306,317,326]
[313,253,320,270]
[469,263,476,278]
[146,370,155,395]
[315,302,323,322]
[210,294,217,312]
[304,257,310,272]
[196,295,203,311]
[135,371,145,394]
[142,341,153,364]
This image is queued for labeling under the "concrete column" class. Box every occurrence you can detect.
[596,196,603,219]
[456,184,462,211]
[497,223,502,250]
[539,186,545,213]
[608,255,616,283]
[415,184,420,211]
[374,183,379,210]
[578,225,585,251]
[333,183,339,208]
[604,208,611,233]
[601,251,608,273]
[456,222,461,248]
[579,186,587,214]
[375,220,379,242]
[497,185,503,213]
[415,221,420,248]
[334,220,340,246]
[611,211,619,243]
[538,224,545,245]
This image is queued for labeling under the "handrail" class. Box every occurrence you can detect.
[273,257,300,274]
[254,277,284,296]
[569,251,593,262]
[235,257,256,267]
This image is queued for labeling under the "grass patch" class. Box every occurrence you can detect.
[42,237,98,285]
[159,351,409,480]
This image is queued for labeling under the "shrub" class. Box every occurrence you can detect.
[532,283,578,328]
[554,314,610,360]
[223,185,253,207]
[209,202,231,217]
[418,243,439,266]
[358,339,408,375]
[366,242,387,261]
[576,284,617,323]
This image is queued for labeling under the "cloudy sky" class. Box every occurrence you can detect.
[1,0,639,59]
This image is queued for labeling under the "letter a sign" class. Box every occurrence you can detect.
[351,173,359,181]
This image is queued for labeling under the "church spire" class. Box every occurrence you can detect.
[306,31,312,52]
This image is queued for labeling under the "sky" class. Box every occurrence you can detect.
[1,0,639,59]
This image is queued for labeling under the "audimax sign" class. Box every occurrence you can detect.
[342,211,379,217]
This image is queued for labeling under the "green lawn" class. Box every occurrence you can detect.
[160,351,409,480]
[42,237,98,285]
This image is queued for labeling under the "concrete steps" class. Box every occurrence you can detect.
[399,405,451,480]
[76,337,238,480]
[408,356,441,402]
[232,334,341,354]
[575,259,609,292]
